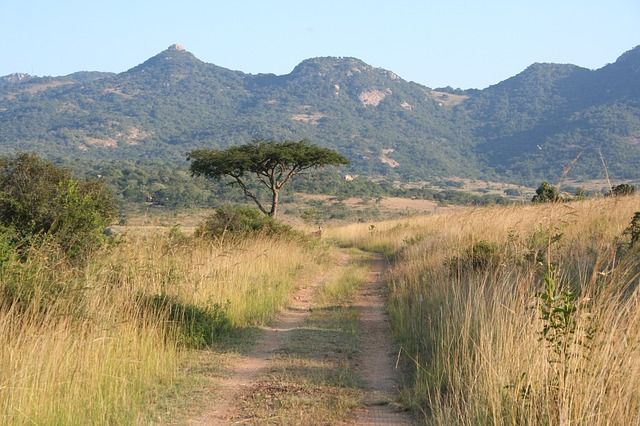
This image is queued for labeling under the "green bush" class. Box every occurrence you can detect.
[532,181,560,203]
[0,226,17,269]
[0,154,116,261]
[624,212,640,247]
[195,205,294,238]
[611,183,636,197]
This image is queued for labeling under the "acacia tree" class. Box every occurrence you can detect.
[188,140,349,217]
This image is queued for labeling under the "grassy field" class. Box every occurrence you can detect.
[328,196,640,424]
[0,232,323,425]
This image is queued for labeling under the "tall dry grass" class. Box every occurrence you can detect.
[330,197,640,425]
[0,233,321,425]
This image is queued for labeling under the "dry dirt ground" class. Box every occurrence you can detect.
[157,251,415,425]
[350,256,414,425]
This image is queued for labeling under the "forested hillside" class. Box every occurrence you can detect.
[1,43,639,186]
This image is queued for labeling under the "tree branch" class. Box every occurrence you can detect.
[230,174,269,215]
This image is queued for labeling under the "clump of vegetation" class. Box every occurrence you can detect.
[195,205,295,238]
[623,211,640,247]
[0,153,115,261]
[330,197,640,424]
[532,181,560,203]
[189,140,349,217]
[611,183,636,197]
[449,240,499,271]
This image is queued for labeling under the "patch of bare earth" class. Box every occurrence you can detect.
[84,137,118,148]
[379,148,400,168]
[359,89,391,107]
[290,111,325,125]
[181,257,347,425]
[351,255,414,425]
[428,90,469,107]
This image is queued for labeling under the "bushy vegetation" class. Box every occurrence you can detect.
[532,181,559,203]
[195,205,295,238]
[329,196,640,424]
[611,182,636,196]
[2,45,640,184]
[0,221,323,423]
[0,154,115,261]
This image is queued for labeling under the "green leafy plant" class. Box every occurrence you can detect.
[538,266,578,358]
[532,181,560,203]
[0,154,115,261]
[611,183,635,197]
[195,205,294,239]
[624,211,640,247]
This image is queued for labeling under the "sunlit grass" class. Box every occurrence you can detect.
[0,232,321,424]
[330,196,640,424]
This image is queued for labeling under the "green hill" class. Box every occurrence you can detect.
[1,43,639,185]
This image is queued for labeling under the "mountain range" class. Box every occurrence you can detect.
[1,43,639,184]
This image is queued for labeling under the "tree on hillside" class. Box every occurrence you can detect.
[188,140,349,217]
[532,181,560,203]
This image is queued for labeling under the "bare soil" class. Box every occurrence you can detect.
[350,255,414,425]
[185,256,348,425]
[163,252,414,425]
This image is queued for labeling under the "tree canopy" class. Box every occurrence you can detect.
[0,153,115,261]
[532,181,560,203]
[188,140,349,217]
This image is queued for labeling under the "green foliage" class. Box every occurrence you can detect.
[0,153,116,260]
[145,295,231,348]
[189,140,349,216]
[195,205,294,238]
[532,181,560,203]
[624,211,640,247]
[538,266,579,358]
[1,46,640,185]
[0,226,16,270]
[611,183,636,196]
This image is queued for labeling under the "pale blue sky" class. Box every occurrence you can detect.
[1,0,638,89]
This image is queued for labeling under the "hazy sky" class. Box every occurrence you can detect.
[1,0,638,89]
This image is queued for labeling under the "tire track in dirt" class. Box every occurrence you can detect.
[185,255,349,425]
[351,254,414,425]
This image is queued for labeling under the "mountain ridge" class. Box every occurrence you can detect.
[1,44,639,184]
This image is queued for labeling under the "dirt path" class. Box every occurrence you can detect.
[174,252,413,425]
[186,256,347,425]
[351,255,414,425]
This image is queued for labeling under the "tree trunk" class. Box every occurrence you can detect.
[269,189,279,217]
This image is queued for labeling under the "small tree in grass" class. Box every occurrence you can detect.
[611,183,635,197]
[532,181,560,203]
[188,140,349,217]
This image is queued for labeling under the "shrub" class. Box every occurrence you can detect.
[532,181,559,203]
[624,212,640,247]
[611,183,635,197]
[0,226,17,270]
[195,205,294,238]
[0,154,116,261]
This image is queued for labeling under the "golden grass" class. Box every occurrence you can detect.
[329,196,640,424]
[0,233,321,424]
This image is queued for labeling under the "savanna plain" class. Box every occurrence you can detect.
[2,195,640,425]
